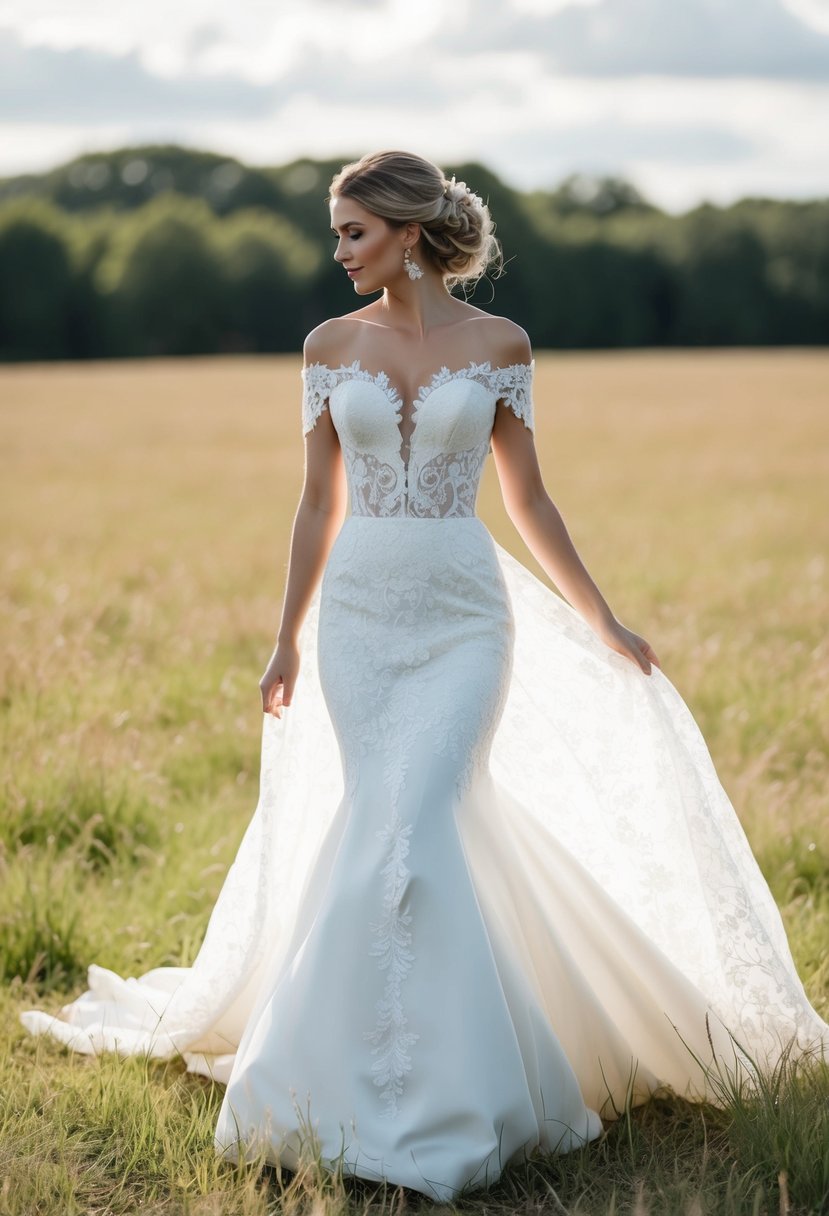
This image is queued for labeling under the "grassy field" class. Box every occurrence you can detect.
[1,350,828,1215]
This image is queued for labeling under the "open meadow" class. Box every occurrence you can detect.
[1,349,828,1215]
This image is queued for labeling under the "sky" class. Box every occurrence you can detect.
[1,0,828,214]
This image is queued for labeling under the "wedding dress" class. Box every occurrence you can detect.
[20,357,828,1202]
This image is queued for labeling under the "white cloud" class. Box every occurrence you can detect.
[444,74,829,209]
[436,0,829,79]
[780,0,829,35]
[0,0,448,79]
[0,30,277,120]
[510,0,600,13]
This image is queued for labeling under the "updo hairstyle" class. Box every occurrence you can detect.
[328,150,504,291]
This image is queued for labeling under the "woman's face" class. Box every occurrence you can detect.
[330,195,408,294]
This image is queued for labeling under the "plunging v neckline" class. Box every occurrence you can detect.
[310,357,535,474]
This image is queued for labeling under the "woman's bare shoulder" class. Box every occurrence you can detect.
[449,309,532,365]
[480,314,533,366]
[302,316,366,368]
[303,309,532,368]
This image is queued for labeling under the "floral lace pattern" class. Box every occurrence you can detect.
[363,809,418,1118]
[300,359,535,518]
[408,443,491,519]
[340,444,404,517]
[318,518,514,1114]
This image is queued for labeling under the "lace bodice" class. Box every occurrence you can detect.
[300,359,535,518]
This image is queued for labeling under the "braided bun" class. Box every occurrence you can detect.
[329,152,503,290]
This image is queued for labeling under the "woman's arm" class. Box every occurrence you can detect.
[490,335,659,676]
[260,361,347,717]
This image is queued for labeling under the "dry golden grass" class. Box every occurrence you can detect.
[1,349,828,1215]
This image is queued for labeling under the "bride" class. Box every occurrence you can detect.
[20,150,829,1202]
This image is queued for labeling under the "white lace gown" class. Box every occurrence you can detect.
[20,358,829,1201]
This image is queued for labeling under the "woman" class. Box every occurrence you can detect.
[21,151,828,1202]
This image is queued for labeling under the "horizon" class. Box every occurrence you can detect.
[6,140,826,217]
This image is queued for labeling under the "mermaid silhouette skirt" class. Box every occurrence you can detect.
[213,516,607,1199]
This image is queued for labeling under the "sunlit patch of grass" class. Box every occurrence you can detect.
[2,765,162,867]
[161,734,257,800]
[702,1039,829,1215]
[0,858,94,990]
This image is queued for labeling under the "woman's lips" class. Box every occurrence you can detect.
[347,268,363,277]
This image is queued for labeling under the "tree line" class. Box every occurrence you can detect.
[0,145,826,360]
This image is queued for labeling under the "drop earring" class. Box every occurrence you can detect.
[404,247,423,281]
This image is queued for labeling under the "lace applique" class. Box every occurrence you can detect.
[318,520,514,1115]
[363,809,418,1118]
[300,363,339,435]
[408,442,490,519]
[489,361,535,431]
[301,359,406,437]
[342,443,405,518]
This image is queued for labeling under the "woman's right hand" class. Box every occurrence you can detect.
[259,642,300,718]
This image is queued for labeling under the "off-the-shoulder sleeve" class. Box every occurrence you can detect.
[300,363,338,435]
[490,359,535,432]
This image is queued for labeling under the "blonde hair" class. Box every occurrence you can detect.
[328,150,504,292]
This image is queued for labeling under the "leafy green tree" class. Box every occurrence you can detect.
[0,200,74,360]
[530,173,658,220]
[96,195,226,355]
[667,208,771,344]
[735,199,829,343]
[0,146,284,218]
[216,209,322,352]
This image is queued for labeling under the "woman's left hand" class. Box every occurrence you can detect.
[594,618,661,675]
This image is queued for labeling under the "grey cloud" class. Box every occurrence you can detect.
[494,120,758,173]
[437,0,829,80]
[0,28,276,122]
[0,27,473,125]
[274,53,459,108]
[184,25,227,58]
